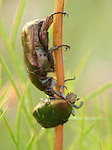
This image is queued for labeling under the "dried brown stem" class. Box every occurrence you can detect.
[53,0,65,150]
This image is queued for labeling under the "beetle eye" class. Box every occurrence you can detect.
[39,54,42,56]
[44,53,46,56]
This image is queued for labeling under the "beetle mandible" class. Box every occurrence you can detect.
[22,12,70,96]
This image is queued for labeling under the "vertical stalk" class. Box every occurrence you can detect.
[53,0,65,150]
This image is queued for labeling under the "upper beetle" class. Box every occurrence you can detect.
[22,12,70,96]
[33,86,83,128]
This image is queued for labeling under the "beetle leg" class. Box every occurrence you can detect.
[72,109,75,116]
[39,30,49,50]
[49,97,61,100]
[41,12,68,32]
[48,45,70,53]
[44,77,62,97]
[73,101,83,109]
[40,12,68,48]
[52,89,63,97]
[49,11,68,19]
[64,76,76,82]
[49,97,57,100]
[46,88,62,97]
[59,85,67,98]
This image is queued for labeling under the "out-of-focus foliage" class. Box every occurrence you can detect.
[0,0,112,150]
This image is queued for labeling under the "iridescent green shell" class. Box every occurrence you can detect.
[33,98,72,128]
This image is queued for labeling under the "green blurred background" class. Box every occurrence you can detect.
[0,0,112,150]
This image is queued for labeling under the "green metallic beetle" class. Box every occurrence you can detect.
[33,86,83,128]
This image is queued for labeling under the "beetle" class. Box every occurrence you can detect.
[33,86,83,128]
[22,12,70,96]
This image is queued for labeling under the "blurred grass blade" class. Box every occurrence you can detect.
[103,94,112,141]
[83,122,96,137]
[65,49,90,91]
[24,133,35,150]
[0,56,34,130]
[0,0,3,10]
[0,86,9,102]
[46,130,53,150]
[0,107,8,121]
[69,119,98,150]
[0,18,25,83]
[0,97,9,110]
[85,80,112,101]
[0,56,20,99]
[16,94,25,150]
[0,87,9,121]
[0,64,1,88]
[73,49,90,89]
[36,129,46,148]
[75,49,90,77]
[25,82,33,114]
[0,109,18,148]
[10,0,27,46]
[78,99,85,150]
[37,129,46,139]
[70,116,104,121]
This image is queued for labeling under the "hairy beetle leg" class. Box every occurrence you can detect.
[49,97,64,100]
[41,12,68,32]
[48,44,70,53]
[64,76,76,82]
[49,88,62,97]
[49,11,68,19]
[53,89,65,97]
[59,85,67,98]
[40,12,69,51]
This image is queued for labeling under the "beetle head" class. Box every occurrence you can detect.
[66,93,78,104]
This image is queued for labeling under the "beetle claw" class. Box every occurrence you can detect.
[64,45,70,52]
[59,85,67,91]
[73,101,83,109]
[63,12,69,17]
[64,76,76,82]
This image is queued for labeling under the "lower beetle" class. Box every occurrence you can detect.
[22,12,70,96]
[33,86,83,128]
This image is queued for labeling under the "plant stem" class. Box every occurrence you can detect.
[53,0,65,150]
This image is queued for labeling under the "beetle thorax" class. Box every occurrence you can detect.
[35,48,49,68]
